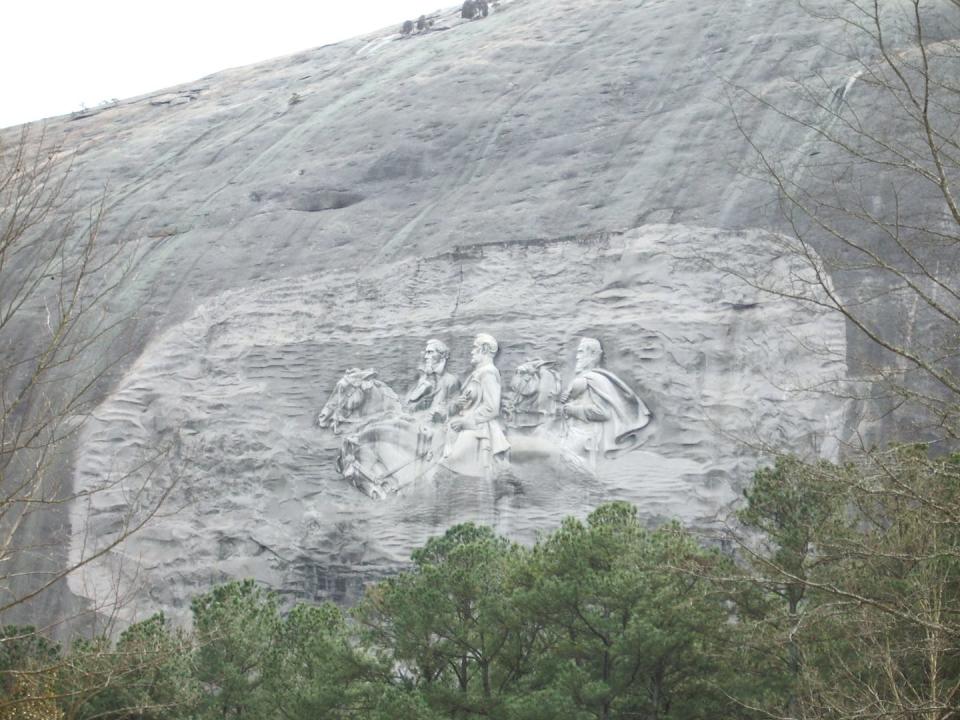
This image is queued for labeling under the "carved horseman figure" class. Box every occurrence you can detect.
[316,335,654,498]
[405,338,461,422]
[442,333,510,478]
[560,338,651,464]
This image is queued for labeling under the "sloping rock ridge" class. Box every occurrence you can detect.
[70,225,848,621]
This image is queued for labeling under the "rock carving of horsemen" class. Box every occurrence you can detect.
[315,338,653,499]
[317,367,442,499]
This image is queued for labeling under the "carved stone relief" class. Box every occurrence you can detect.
[317,334,652,498]
[67,225,851,623]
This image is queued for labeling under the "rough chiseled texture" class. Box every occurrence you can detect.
[70,226,848,621]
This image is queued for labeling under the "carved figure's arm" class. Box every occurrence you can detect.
[453,384,473,413]
[405,373,433,405]
[468,370,502,424]
[559,376,588,403]
[574,403,610,422]
[444,375,462,402]
[439,377,462,418]
[562,377,609,422]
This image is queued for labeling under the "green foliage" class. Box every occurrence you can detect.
[516,503,741,720]
[191,579,280,720]
[355,523,525,718]
[733,446,960,720]
[265,602,380,720]
[798,447,960,719]
[0,673,62,720]
[23,478,960,720]
[356,507,751,720]
[59,613,195,720]
[739,456,839,612]
[735,457,845,713]
[0,627,62,720]
[0,627,60,677]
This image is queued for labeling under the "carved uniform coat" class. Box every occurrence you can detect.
[442,364,510,477]
[406,371,461,419]
[564,368,651,458]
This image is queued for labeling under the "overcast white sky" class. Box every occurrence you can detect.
[1,0,446,129]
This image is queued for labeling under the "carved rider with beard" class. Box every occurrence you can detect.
[405,338,461,422]
[560,337,651,462]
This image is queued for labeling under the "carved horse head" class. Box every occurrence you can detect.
[316,368,401,433]
[506,358,561,428]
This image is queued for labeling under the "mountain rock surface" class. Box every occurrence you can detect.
[70,226,847,619]
[2,0,941,626]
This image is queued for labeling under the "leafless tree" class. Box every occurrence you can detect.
[717,7,960,718]
[725,445,960,720]
[0,124,174,634]
[725,0,960,445]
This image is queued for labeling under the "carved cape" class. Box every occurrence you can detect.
[569,369,651,458]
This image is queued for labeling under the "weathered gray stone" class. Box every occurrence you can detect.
[3,0,946,629]
[70,226,848,622]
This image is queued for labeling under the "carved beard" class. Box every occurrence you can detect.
[423,355,446,375]
[575,355,600,374]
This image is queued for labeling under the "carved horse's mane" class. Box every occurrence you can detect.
[340,369,401,417]
[317,368,402,433]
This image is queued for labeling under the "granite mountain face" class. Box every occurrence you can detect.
[1,0,950,627]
